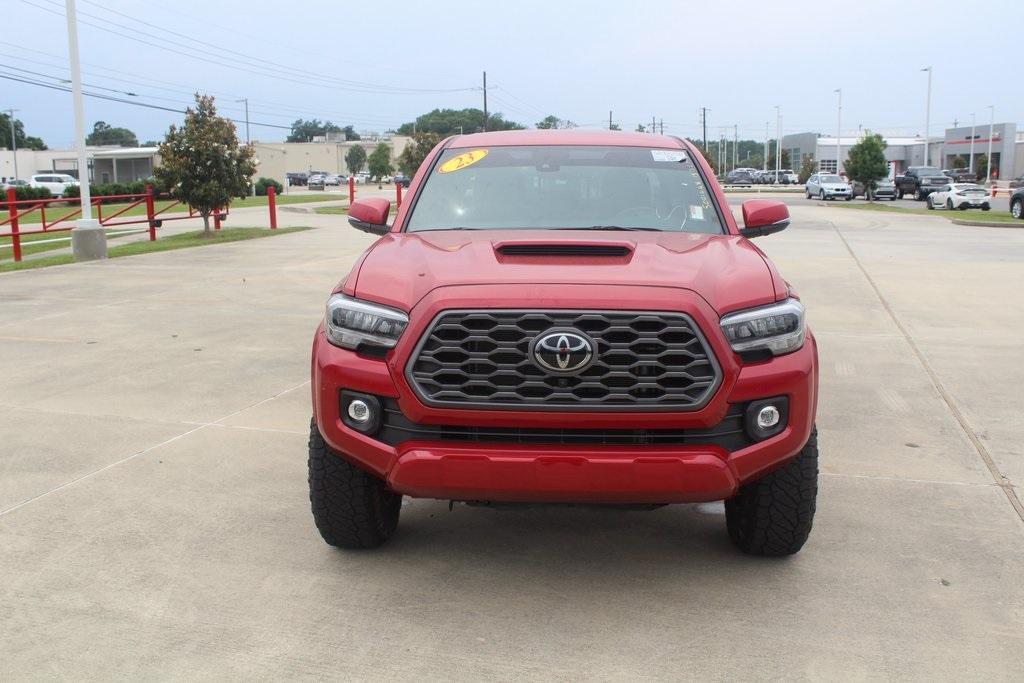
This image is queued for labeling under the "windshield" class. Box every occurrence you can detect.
[916,167,941,175]
[405,145,724,234]
[820,175,843,183]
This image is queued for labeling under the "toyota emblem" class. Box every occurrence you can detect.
[531,329,594,373]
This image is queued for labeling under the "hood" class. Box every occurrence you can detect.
[822,182,850,189]
[347,230,778,315]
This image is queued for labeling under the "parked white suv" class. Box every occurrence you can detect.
[29,173,79,197]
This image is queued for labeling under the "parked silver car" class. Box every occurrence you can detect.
[805,173,852,201]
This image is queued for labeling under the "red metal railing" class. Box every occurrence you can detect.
[0,185,256,263]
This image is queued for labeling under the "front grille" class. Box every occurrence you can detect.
[406,310,721,411]
[378,399,752,450]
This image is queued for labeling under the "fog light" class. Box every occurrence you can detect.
[744,397,789,441]
[348,399,371,423]
[339,390,382,435]
[757,405,780,429]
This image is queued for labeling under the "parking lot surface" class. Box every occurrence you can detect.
[1,202,1022,679]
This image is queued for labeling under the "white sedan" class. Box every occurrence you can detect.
[927,183,991,211]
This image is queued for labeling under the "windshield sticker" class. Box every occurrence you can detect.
[689,205,704,221]
[439,149,489,173]
[651,149,687,163]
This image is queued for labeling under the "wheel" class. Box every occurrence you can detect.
[725,428,819,556]
[1012,198,1024,219]
[806,190,812,199]
[982,204,990,211]
[308,418,402,549]
[896,189,904,199]
[927,196,934,210]
[946,198,954,211]
[915,189,924,201]
[844,195,852,201]
[819,190,826,201]
[889,195,896,201]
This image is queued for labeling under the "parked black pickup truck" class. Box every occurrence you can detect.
[894,166,950,200]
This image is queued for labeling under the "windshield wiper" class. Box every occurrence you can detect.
[553,225,661,232]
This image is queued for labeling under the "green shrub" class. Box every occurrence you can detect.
[254,177,284,196]
[12,186,53,201]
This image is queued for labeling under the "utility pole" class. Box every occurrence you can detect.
[65,0,106,261]
[921,66,932,166]
[481,71,488,132]
[236,98,250,144]
[5,108,17,180]
[659,118,663,135]
[609,110,613,130]
[701,107,708,151]
[763,121,769,172]
[969,112,976,174]
[985,105,995,183]
[733,124,738,170]
[651,115,656,134]
[834,88,842,173]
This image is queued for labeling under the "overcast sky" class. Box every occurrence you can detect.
[4,0,1021,149]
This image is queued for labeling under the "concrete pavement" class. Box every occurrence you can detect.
[1,202,1022,679]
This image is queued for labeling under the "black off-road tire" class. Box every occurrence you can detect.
[725,428,819,556]
[308,418,402,549]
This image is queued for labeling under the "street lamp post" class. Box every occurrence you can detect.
[5,109,17,181]
[66,0,106,261]
[921,67,932,166]
[834,88,842,174]
[969,112,976,174]
[985,105,995,184]
[763,121,769,173]
[235,98,250,143]
[774,106,781,181]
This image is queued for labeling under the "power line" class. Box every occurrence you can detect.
[21,0,478,96]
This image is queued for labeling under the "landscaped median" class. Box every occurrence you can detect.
[0,226,310,273]
[825,201,1023,227]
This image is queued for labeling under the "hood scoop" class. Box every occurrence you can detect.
[493,239,634,259]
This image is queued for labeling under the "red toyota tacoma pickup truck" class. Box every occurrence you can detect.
[309,130,819,556]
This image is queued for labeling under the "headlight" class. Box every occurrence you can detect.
[324,294,409,350]
[720,298,805,356]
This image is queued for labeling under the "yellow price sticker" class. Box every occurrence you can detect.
[439,149,488,173]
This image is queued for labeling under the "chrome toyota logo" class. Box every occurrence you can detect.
[531,330,594,373]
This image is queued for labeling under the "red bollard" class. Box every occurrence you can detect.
[145,184,157,241]
[348,175,355,204]
[6,188,21,262]
[267,185,278,230]
[396,182,403,208]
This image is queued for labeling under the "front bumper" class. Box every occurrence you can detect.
[312,295,819,504]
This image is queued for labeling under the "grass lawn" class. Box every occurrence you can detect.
[0,226,310,273]
[828,201,1021,224]
[0,194,341,226]
[314,206,349,215]
[1,228,144,261]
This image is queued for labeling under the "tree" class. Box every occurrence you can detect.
[397,108,524,136]
[345,144,367,175]
[0,111,47,151]
[975,154,989,181]
[286,119,359,142]
[798,156,819,184]
[766,148,791,170]
[635,124,647,133]
[845,133,888,201]
[695,145,716,174]
[397,132,441,177]
[950,155,967,169]
[85,121,138,147]
[609,123,621,131]
[154,94,256,234]
[536,115,576,130]
[367,143,394,188]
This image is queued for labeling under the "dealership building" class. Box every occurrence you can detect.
[782,123,1022,180]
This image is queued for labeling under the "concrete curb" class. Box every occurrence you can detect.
[950,218,1024,228]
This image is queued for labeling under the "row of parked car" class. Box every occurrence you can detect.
[287,171,412,189]
[724,168,799,185]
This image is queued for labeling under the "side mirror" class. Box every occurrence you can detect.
[348,197,391,235]
[740,199,790,239]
